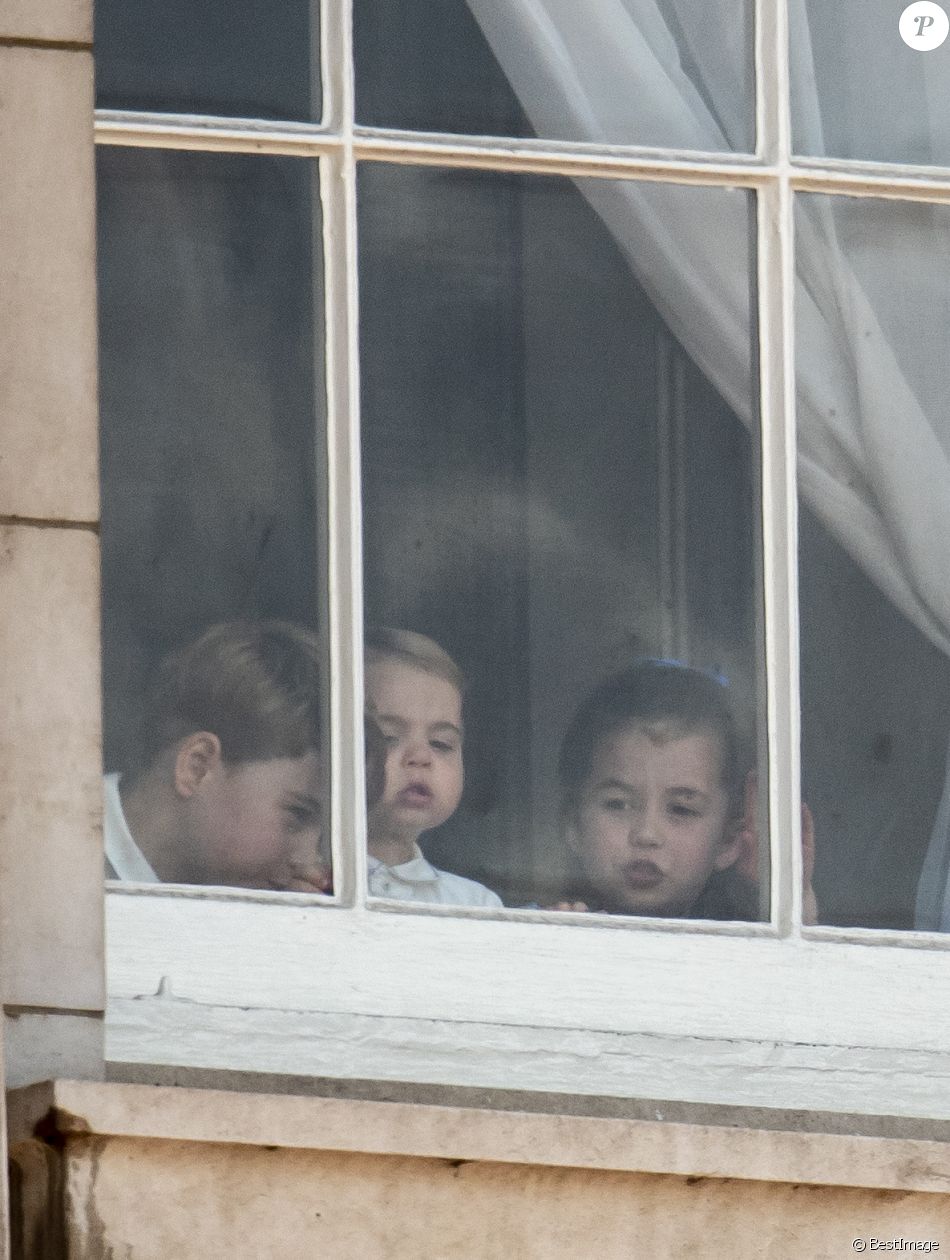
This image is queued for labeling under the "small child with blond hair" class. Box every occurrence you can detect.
[363,628,502,906]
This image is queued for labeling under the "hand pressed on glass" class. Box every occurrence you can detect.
[734,771,818,926]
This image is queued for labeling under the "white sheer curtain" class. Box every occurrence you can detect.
[465,0,950,926]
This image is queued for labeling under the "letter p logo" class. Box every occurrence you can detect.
[901,2,949,48]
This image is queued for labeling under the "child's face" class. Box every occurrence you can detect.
[365,657,464,843]
[567,722,739,917]
[185,749,324,888]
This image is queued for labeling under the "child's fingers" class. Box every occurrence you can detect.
[801,801,816,882]
[800,801,818,925]
[283,878,333,894]
[276,863,333,894]
[544,901,590,912]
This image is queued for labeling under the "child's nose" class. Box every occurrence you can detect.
[629,805,663,847]
[403,739,432,766]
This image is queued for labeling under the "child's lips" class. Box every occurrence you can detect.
[396,783,434,808]
[621,860,664,889]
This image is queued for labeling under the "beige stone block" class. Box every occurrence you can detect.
[0,0,91,45]
[0,525,104,1012]
[8,1084,950,1259]
[0,46,98,522]
[57,1139,950,1260]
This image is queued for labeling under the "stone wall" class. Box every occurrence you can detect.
[8,1082,950,1259]
[0,0,105,1087]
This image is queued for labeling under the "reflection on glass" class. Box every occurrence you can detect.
[97,148,328,891]
[357,163,765,919]
[796,194,950,929]
[355,0,754,152]
[95,0,319,121]
[792,1,950,164]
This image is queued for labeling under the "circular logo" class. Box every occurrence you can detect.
[900,2,949,49]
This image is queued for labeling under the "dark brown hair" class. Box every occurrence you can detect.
[558,660,745,822]
[557,660,756,920]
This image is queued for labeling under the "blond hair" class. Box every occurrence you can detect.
[364,627,465,693]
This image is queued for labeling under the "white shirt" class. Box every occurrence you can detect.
[103,772,159,882]
[367,845,502,907]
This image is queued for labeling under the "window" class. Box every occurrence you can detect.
[99,0,950,1117]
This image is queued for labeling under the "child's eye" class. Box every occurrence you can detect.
[286,806,319,830]
[600,796,630,813]
[430,739,457,753]
[669,803,701,820]
[382,733,400,747]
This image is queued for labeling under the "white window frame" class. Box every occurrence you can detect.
[97,0,950,1119]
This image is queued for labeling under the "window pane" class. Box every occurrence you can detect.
[95,0,319,121]
[358,163,765,920]
[97,148,330,893]
[793,2,950,165]
[796,194,950,929]
[355,0,755,152]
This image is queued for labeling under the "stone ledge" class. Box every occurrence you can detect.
[8,1079,950,1195]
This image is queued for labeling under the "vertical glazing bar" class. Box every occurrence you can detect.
[321,0,368,908]
[320,0,346,133]
[756,0,802,934]
[312,0,324,126]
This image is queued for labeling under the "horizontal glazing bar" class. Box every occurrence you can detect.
[94,116,950,202]
[790,168,950,202]
[95,112,340,156]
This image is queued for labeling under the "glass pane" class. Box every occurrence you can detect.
[796,194,950,929]
[793,2,950,165]
[95,0,320,121]
[358,163,765,920]
[97,148,330,893]
[355,0,755,152]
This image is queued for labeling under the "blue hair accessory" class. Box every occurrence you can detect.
[636,657,730,688]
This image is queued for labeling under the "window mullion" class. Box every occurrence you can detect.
[756,0,802,936]
[321,0,367,909]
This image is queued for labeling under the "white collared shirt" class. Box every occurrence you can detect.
[367,845,502,907]
[103,772,159,882]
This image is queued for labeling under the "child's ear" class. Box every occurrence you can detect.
[563,813,582,858]
[713,819,744,873]
[173,732,223,798]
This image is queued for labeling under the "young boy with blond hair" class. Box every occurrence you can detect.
[363,628,502,906]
